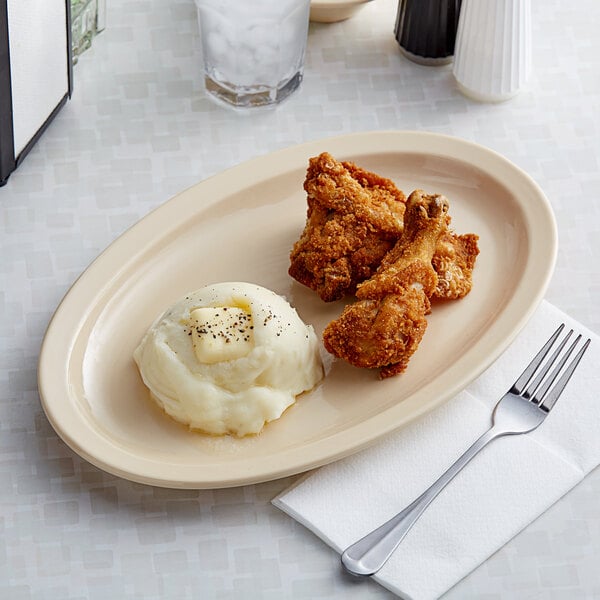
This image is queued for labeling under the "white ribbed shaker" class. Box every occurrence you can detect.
[452,0,532,102]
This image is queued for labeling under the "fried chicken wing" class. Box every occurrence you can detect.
[431,231,479,300]
[289,152,406,302]
[323,191,450,378]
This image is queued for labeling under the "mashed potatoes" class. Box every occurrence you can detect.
[133,282,323,436]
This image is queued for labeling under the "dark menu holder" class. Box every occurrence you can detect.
[0,0,72,187]
[394,0,462,66]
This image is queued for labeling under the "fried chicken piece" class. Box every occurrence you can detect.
[431,231,479,300]
[290,152,479,303]
[289,152,406,302]
[323,191,449,378]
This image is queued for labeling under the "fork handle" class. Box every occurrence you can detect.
[341,426,501,577]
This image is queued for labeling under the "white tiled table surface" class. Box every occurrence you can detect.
[2,0,599,598]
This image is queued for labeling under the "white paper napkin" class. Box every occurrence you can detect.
[273,301,599,600]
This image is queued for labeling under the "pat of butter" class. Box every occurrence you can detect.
[189,306,254,364]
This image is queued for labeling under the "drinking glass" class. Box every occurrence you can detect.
[195,0,311,109]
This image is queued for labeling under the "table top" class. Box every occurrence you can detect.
[2,0,599,598]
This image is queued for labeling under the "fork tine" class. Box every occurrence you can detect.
[523,329,573,400]
[510,324,565,395]
[530,333,580,404]
[536,337,591,412]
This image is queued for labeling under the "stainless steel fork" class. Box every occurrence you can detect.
[341,324,591,577]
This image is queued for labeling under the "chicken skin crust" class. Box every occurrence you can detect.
[289,152,479,302]
[323,191,450,378]
[288,152,406,302]
[431,231,479,300]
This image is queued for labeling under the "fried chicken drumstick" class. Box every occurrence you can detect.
[323,190,450,378]
[289,152,406,302]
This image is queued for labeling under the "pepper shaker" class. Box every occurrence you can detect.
[394,0,462,66]
[453,0,532,101]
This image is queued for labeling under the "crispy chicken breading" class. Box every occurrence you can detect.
[289,152,479,303]
[323,191,450,378]
[431,231,479,300]
[288,152,406,302]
